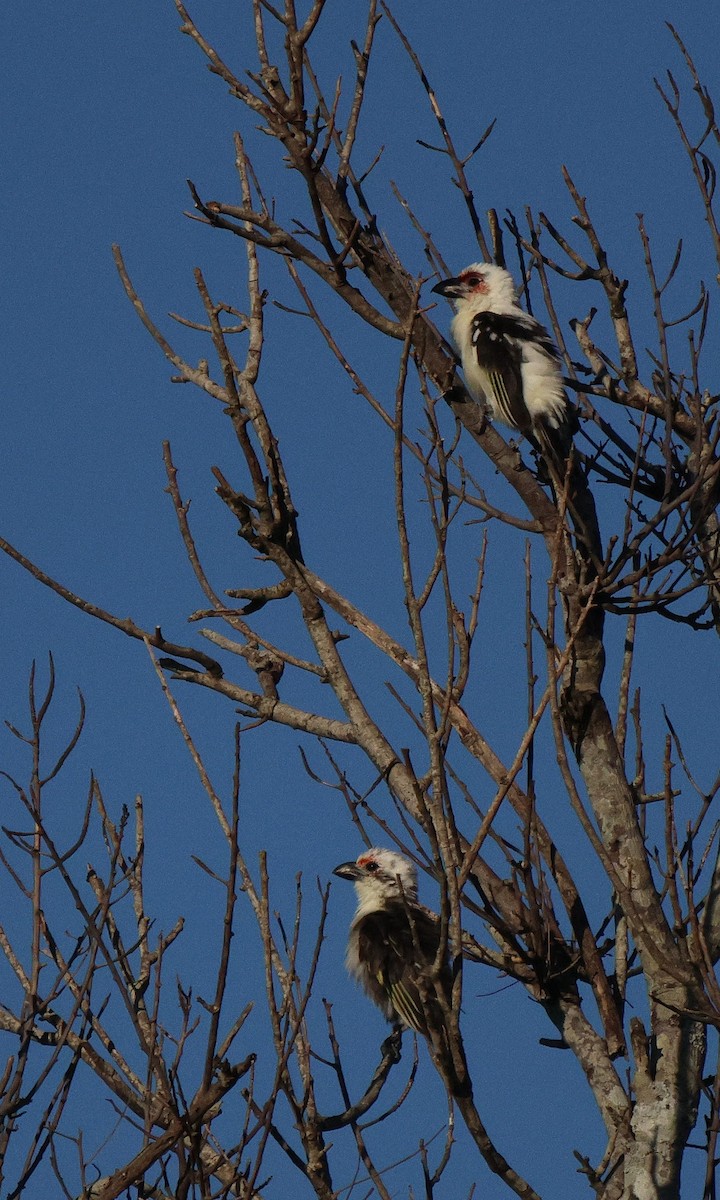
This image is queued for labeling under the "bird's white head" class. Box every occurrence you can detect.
[432,262,517,313]
[333,847,419,915]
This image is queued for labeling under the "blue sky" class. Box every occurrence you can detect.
[2,2,720,1196]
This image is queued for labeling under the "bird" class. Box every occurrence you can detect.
[332,846,451,1037]
[432,262,576,476]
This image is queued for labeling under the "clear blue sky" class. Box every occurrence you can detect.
[1,2,719,1195]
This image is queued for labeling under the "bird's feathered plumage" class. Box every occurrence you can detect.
[333,847,449,1036]
[432,262,576,471]
[351,905,442,1032]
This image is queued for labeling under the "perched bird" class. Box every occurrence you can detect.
[333,847,450,1036]
[432,262,575,473]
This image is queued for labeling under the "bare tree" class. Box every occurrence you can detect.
[1,5,719,1199]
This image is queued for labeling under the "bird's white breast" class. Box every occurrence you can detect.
[451,308,493,407]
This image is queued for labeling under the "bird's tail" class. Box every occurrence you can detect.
[421,983,472,1099]
[534,416,604,563]
[533,403,577,491]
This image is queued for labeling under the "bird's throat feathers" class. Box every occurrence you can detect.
[352,878,417,922]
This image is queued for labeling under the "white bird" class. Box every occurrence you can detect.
[432,262,575,471]
[333,847,450,1036]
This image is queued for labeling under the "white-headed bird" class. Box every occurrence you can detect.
[432,262,575,473]
[333,846,449,1036]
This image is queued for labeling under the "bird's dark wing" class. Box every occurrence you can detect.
[355,905,442,1035]
[470,311,533,435]
[492,311,561,361]
[503,312,575,443]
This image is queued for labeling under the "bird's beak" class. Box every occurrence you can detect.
[333,861,362,881]
[431,276,464,299]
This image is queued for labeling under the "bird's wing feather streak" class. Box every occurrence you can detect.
[389,979,425,1032]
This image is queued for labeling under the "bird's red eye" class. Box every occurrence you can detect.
[465,275,481,287]
[362,859,379,872]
